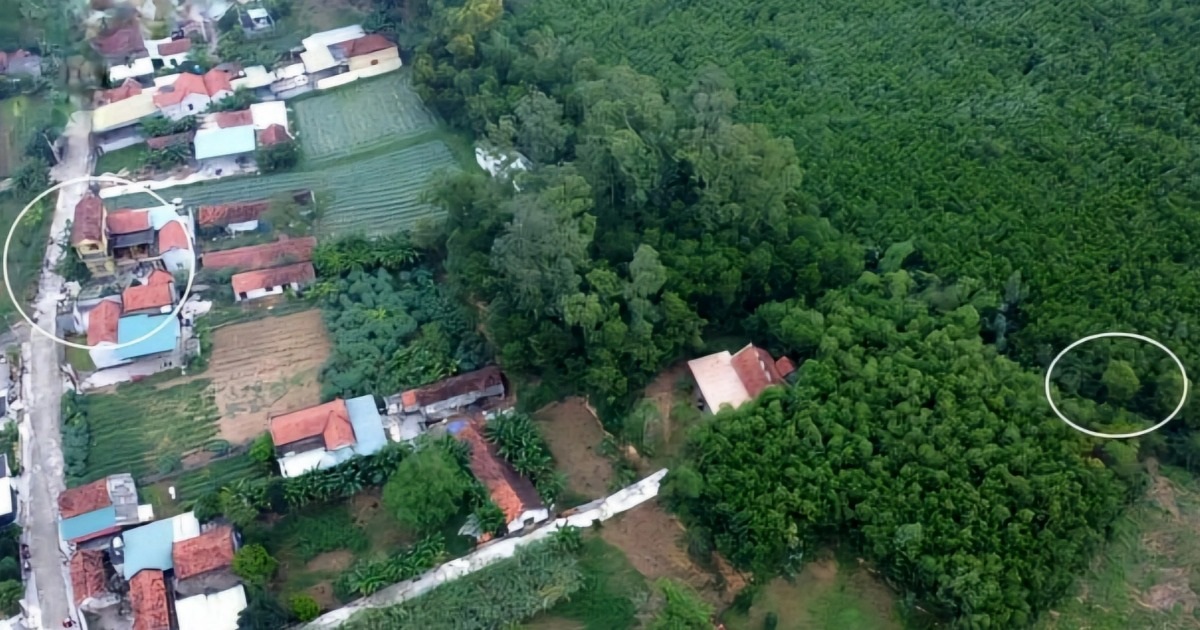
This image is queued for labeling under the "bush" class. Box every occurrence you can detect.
[249,433,275,465]
[484,411,563,504]
[289,594,320,622]
[156,452,182,476]
[334,536,446,599]
[764,612,779,630]
[382,441,472,533]
[232,544,278,586]
[0,579,20,616]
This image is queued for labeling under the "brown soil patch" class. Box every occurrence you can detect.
[203,310,331,444]
[306,581,338,611]
[1136,568,1199,614]
[1147,458,1182,520]
[599,501,745,606]
[306,550,354,573]
[642,364,689,446]
[535,398,614,501]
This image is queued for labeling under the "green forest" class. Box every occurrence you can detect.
[356,0,1200,627]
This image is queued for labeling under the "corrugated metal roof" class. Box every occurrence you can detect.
[121,512,200,579]
[59,506,118,542]
[175,585,247,630]
[115,314,180,361]
[686,351,751,411]
[194,126,257,160]
[93,93,157,133]
[346,395,387,457]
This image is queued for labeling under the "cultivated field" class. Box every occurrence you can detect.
[199,309,332,445]
[105,140,459,237]
[80,380,220,483]
[295,72,438,163]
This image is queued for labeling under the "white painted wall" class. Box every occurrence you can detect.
[161,93,212,120]
[505,507,551,534]
[226,219,258,234]
[236,282,300,302]
[90,344,129,370]
[161,248,192,272]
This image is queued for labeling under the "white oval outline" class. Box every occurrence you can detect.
[1045,332,1189,439]
[3,175,196,351]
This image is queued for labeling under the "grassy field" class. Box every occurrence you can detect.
[525,536,649,630]
[295,72,438,164]
[94,145,148,176]
[1037,464,1200,630]
[0,194,55,322]
[77,380,221,483]
[144,452,267,517]
[0,96,69,177]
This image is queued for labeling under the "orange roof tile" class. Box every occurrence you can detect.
[146,269,174,286]
[775,356,796,377]
[197,200,269,226]
[730,344,786,399]
[70,549,109,606]
[129,570,170,630]
[400,390,417,408]
[106,210,151,235]
[203,68,233,95]
[202,236,316,271]
[231,262,315,295]
[145,131,193,150]
[87,300,122,346]
[122,283,174,312]
[153,72,208,108]
[269,399,355,450]
[91,24,147,58]
[172,525,236,580]
[98,78,143,105]
[214,110,253,128]
[157,220,190,252]
[340,34,395,57]
[157,38,192,56]
[455,422,543,524]
[59,478,111,518]
[256,124,291,146]
[72,194,105,245]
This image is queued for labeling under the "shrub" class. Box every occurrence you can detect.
[382,442,471,533]
[0,580,20,616]
[249,433,275,465]
[484,411,563,504]
[289,594,320,622]
[764,612,779,630]
[232,544,277,586]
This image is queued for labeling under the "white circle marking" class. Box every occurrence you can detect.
[3,175,196,351]
[1044,332,1189,439]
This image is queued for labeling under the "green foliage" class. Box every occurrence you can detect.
[220,479,268,528]
[341,535,584,629]
[1101,360,1140,405]
[484,411,564,504]
[211,88,261,112]
[216,28,279,67]
[155,452,182,476]
[146,144,191,171]
[249,433,275,465]
[61,391,91,484]
[142,115,197,138]
[238,586,289,630]
[0,579,21,616]
[545,536,648,630]
[471,500,506,538]
[763,612,779,630]
[289,594,320,622]
[665,273,1129,626]
[334,535,446,599]
[232,544,278,586]
[648,579,713,630]
[281,443,409,510]
[382,441,472,533]
[256,141,300,173]
[270,507,370,561]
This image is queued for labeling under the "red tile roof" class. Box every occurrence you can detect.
[203,68,233,95]
[269,399,355,450]
[402,366,505,409]
[122,283,174,312]
[153,72,209,108]
[106,210,151,235]
[172,525,236,580]
[156,38,192,56]
[197,200,269,226]
[730,344,786,399]
[87,300,122,346]
[202,236,316,271]
[214,109,253,128]
[98,78,143,105]
[455,421,543,524]
[340,34,395,58]
[775,356,796,378]
[256,124,291,146]
[72,194,105,245]
[70,549,109,606]
[145,131,192,150]
[91,25,147,58]
[146,269,174,286]
[129,570,171,630]
[231,262,316,295]
[157,220,191,252]
[58,478,111,518]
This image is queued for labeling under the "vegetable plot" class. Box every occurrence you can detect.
[295,71,438,163]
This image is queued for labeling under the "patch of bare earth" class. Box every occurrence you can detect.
[535,397,614,500]
[306,582,338,611]
[599,502,746,607]
[306,550,355,573]
[641,363,690,452]
[199,310,331,444]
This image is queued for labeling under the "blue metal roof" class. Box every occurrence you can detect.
[121,518,177,579]
[346,395,387,457]
[194,126,257,161]
[115,314,180,361]
[60,507,117,542]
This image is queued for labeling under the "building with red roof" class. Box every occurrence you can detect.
[122,282,175,315]
[106,210,152,235]
[86,299,122,346]
[172,525,241,597]
[129,570,171,630]
[337,34,396,58]
[686,343,796,413]
[156,38,192,58]
[90,24,148,62]
[96,78,143,106]
[452,419,548,535]
[213,109,253,129]
[201,236,315,272]
[270,399,355,454]
[256,123,291,146]
[154,69,234,120]
[197,200,269,232]
[70,549,118,611]
[230,262,315,302]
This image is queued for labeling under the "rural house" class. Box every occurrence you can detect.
[95,78,143,106]
[240,7,275,34]
[193,125,257,166]
[197,200,269,235]
[450,419,549,535]
[153,70,234,120]
[129,569,171,630]
[171,524,240,597]
[269,396,388,478]
[149,36,192,69]
[0,49,41,78]
[90,23,148,65]
[386,366,508,426]
[83,298,124,369]
[201,236,316,271]
[113,511,200,580]
[58,473,152,546]
[92,92,159,151]
[75,202,194,276]
[121,276,176,316]
[107,208,156,264]
[71,193,110,275]
[231,262,316,302]
[687,343,796,413]
[316,33,402,89]
[70,548,121,613]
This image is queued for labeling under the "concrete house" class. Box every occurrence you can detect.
[231,262,315,302]
[58,473,152,546]
[450,418,549,535]
[71,193,110,276]
[153,70,233,120]
[197,200,269,235]
[388,366,508,424]
[201,236,316,272]
[150,37,192,69]
[171,524,240,597]
[686,343,796,413]
[193,125,257,165]
[84,298,124,369]
[121,278,175,316]
[90,24,148,65]
[70,548,121,613]
[316,34,402,90]
[269,396,389,478]
[175,585,247,630]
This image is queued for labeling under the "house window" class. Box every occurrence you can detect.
[175,262,185,270]
[187,104,194,111]
[238,292,247,300]
[371,59,379,66]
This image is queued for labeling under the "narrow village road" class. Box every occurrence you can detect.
[19,109,93,629]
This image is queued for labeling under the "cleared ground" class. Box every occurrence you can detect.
[203,309,332,445]
[535,398,614,500]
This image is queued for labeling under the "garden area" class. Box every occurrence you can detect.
[93,145,148,177]
[61,380,221,486]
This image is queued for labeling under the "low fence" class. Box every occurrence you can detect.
[301,468,670,629]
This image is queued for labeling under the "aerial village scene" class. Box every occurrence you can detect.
[0,1,805,629]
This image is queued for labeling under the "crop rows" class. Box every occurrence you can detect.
[172,453,265,498]
[107,140,460,238]
[82,380,220,482]
[295,71,438,163]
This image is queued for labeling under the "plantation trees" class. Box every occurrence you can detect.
[382,442,473,533]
